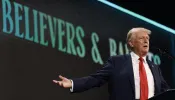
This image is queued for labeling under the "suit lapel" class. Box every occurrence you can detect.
[147,59,159,94]
[124,54,135,96]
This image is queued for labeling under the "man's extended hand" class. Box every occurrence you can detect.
[53,75,72,88]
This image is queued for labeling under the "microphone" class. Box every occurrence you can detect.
[150,46,175,60]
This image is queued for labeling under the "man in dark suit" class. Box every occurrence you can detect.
[53,27,170,100]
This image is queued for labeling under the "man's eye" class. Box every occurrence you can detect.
[139,37,143,39]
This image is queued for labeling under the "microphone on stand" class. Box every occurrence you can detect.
[150,46,175,61]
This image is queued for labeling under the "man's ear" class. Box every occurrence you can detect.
[128,41,133,47]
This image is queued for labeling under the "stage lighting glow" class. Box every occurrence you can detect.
[98,0,175,35]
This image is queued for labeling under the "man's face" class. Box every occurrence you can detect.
[130,31,150,57]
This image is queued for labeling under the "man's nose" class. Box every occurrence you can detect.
[144,38,148,43]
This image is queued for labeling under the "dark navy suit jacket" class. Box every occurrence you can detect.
[72,54,170,100]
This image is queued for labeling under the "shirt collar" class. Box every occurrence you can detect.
[130,52,147,62]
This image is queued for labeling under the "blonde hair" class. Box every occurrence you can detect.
[126,27,151,50]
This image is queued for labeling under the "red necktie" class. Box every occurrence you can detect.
[139,57,148,100]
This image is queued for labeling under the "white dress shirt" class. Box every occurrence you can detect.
[130,52,155,99]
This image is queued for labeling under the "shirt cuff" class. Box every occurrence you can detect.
[70,80,74,92]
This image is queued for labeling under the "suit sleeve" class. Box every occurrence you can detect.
[157,66,170,92]
[71,56,114,93]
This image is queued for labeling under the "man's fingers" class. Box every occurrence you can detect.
[59,75,67,80]
[53,80,63,86]
[53,80,58,83]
